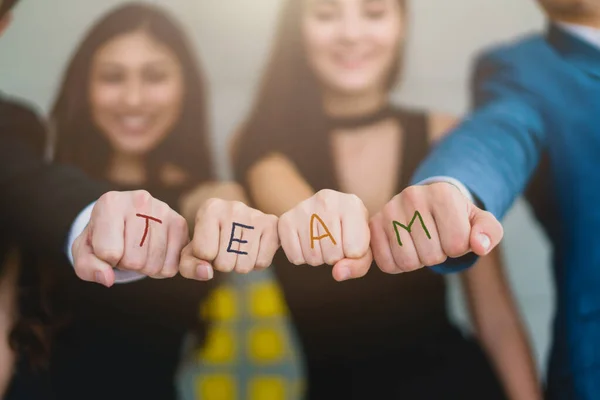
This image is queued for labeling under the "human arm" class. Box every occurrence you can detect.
[231,133,372,280]
[368,51,547,275]
[462,250,542,400]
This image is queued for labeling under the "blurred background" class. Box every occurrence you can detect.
[0,0,553,381]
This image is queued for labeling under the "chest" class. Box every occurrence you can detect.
[330,121,403,216]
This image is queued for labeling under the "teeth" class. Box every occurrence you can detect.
[121,116,148,130]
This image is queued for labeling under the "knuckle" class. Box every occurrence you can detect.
[323,252,343,266]
[120,256,145,271]
[421,252,447,267]
[231,200,247,214]
[99,191,120,206]
[382,201,397,219]
[445,237,469,257]
[161,267,178,278]
[204,197,223,212]
[179,265,194,279]
[395,253,419,272]
[255,257,273,269]
[315,189,336,208]
[213,258,234,273]
[94,247,121,265]
[133,190,152,208]
[235,264,253,274]
[401,185,422,205]
[288,256,304,266]
[174,214,188,233]
[378,262,398,274]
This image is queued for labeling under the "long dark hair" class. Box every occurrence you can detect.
[51,2,214,188]
[0,0,20,19]
[234,0,406,184]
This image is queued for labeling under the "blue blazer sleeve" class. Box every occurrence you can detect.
[412,50,548,273]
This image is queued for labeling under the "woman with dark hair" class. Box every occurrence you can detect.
[233,0,541,398]
[42,3,249,399]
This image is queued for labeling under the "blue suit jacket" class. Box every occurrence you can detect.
[412,25,600,399]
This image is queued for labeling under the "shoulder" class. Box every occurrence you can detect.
[475,33,549,68]
[472,33,557,88]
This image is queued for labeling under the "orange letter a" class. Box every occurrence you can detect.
[310,214,337,249]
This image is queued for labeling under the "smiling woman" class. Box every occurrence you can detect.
[42,3,225,399]
[50,3,213,190]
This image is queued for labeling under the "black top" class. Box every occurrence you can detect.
[236,107,450,359]
[286,108,449,357]
[234,107,507,398]
[1,93,218,399]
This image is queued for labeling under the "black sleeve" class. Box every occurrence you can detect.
[0,97,109,259]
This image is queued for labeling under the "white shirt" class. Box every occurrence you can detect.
[421,22,600,203]
[67,202,145,283]
[557,22,600,50]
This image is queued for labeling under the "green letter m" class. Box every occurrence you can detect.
[392,211,432,246]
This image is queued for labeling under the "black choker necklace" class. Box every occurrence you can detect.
[326,104,395,130]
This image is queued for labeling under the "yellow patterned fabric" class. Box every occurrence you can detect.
[177,270,305,400]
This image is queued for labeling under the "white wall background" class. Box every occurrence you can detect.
[0,0,554,379]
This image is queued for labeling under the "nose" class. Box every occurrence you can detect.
[122,78,143,108]
[339,11,364,43]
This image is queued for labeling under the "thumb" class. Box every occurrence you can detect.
[469,208,503,256]
[73,226,116,287]
[332,248,373,282]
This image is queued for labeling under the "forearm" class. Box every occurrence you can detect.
[463,254,541,399]
[472,299,541,399]
[246,153,315,217]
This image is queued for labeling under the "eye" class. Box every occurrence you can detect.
[364,1,387,19]
[311,2,338,21]
[97,69,125,84]
[143,68,169,84]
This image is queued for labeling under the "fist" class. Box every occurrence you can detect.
[72,190,190,287]
[370,182,503,273]
[179,198,279,280]
[278,189,372,281]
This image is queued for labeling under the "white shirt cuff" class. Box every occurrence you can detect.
[417,176,475,204]
[66,201,146,284]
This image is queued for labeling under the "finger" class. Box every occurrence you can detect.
[332,247,373,281]
[369,213,399,274]
[179,243,214,281]
[213,202,250,273]
[340,196,370,259]
[142,202,169,276]
[118,211,150,273]
[90,194,125,267]
[192,199,221,262]
[384,204,421,273]
[429,183,472,258]
[278,213,305,265]
[255,214,280,270]
[407,209,446,267]
[314,211,343,266]
[73,227,116,287]
[469,208,503,256]
[233,213,261,274]
[300,209,325,266]
[160,213,189,278]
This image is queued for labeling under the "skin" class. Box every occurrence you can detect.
[239,0,541,397]
[86,30,279,283]
[538,0,600,27]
